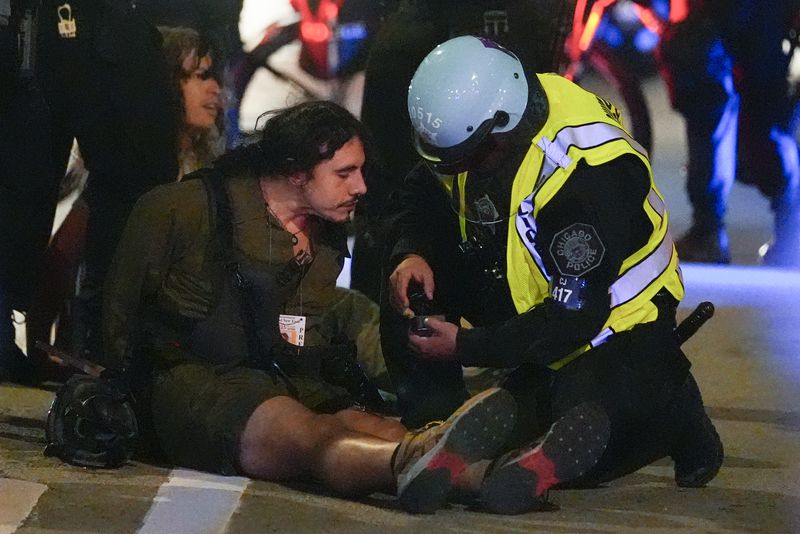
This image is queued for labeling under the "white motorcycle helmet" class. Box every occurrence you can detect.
[408,35,529,173]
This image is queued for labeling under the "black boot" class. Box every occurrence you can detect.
[675,225,731,264]
[0,342,37,385]
[668,373,724,487]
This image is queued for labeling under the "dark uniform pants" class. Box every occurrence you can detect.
[658,1,800,237]
[36,0,178,289]
[2,0,177,316]
[383,279,693,484]
[502,318,692,485]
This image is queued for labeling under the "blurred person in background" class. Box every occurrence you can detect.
[0,0,177,383]
[160,25,226,177]
[659,0,800,267]
[23,25,224,377]
[134,0,245,144]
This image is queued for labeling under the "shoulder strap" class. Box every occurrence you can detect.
[195,167,235,265]
[196,169,298,395]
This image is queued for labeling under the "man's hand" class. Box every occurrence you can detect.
[408,317,458,361]
[389,254,435,316]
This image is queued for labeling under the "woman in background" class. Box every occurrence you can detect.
[26,26,225,375]
[160,26,225,178]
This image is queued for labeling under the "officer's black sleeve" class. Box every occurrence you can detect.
[456,154,653,368]
[385,163,459,272]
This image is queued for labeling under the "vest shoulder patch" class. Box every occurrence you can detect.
[549,223,605,277]
[596,96,622,125]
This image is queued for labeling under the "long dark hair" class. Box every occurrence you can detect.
[215,101,373,179]
[158,25,224,170]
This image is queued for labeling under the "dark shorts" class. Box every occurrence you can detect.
[150,363,353,475]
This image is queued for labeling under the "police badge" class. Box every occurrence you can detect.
[549,222,605,277]
[547,223,606,310]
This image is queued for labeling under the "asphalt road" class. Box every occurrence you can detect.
[3,71,800,533]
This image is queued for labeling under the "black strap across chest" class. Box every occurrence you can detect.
[197,169,298,392]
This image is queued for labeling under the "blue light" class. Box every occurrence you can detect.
[651,0,670,20]
[599,20,625,49]
[338,22,368,41]
[680,263,800,309]
[678,263,800,391]
[633,28,659,54]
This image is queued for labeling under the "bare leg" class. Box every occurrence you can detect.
[238,396,398,496]
[333,408,407,441]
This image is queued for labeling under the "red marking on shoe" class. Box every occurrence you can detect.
[427,450,467,479]
[518,449,559,495]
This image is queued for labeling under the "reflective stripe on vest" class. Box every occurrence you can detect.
[610,188,673,308]
[535,122,646,193]
[515,191,549,279]
[505,74,683,367]
[515,119,648,282]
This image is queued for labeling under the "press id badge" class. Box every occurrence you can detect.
[279,314,306,347]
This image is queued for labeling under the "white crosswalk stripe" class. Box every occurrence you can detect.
[138,469,249,534]
[0,479,47,534]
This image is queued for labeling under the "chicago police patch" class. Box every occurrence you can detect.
[549,223,605,277]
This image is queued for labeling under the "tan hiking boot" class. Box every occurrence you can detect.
[393,387,517,514]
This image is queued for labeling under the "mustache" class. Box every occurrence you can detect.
[337,195,362,208]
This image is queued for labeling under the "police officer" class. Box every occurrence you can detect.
[351,0,574,303]
[658,0,800,266]
[0,0,53,382]
[382,36,724,508]
[0,0,180,382]
[43,0,181,354]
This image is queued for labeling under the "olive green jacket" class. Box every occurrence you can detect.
[102,173,349,371]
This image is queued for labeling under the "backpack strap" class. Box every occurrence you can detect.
[196,169,298,395]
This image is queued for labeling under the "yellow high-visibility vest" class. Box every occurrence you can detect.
[453,74,684,369]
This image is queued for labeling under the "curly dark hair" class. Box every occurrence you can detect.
[216,101,373,180]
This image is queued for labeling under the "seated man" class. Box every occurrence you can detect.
[102,101,609,514]
[381,36,724,514]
